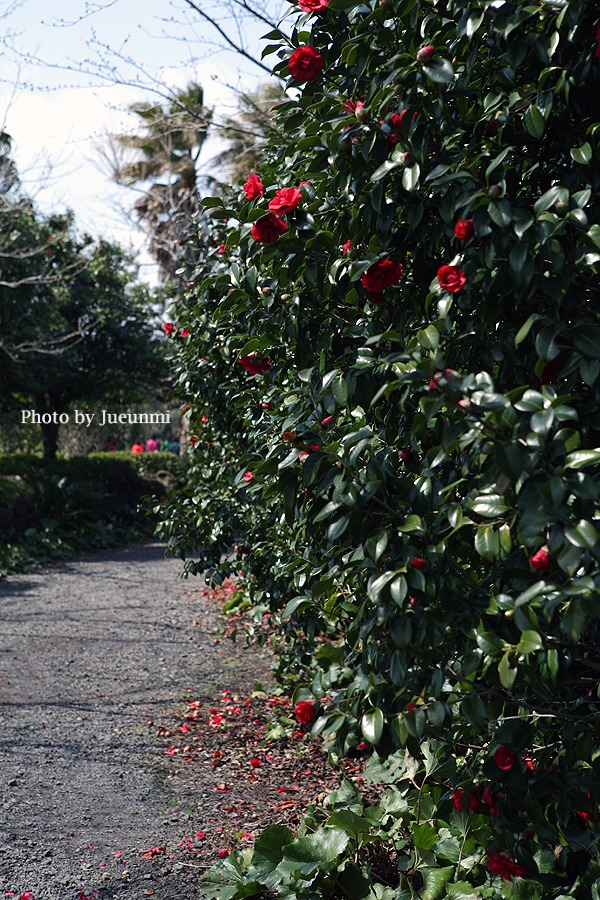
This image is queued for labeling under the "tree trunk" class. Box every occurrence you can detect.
[40,420,59,460]
[34,394,60,460]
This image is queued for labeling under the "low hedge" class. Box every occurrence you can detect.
[0,451,186,575]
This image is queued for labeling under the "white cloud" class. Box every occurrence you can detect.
[0,0,285,283]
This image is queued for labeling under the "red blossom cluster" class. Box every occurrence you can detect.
[269,188,303,214]
[298,0,328,11]
[454,218,474,241]
[251,214,287,244]
[486,852,527,881]
[437,265,466,292]
[530,548,550,572]
[239,355,270,375]
[295,699,317,724]
[244,173,264,200]
[288,45,324,82]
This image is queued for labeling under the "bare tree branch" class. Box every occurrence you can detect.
[178,0,273,74]
[0,318,99,361]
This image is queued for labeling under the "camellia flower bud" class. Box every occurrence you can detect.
[530,548,550,572]
[488,184,503,199]
[400,449,414,462]
[403,151,414,165]
[554,200,569,217]
[416,45,435,63]
[355,102,369,123]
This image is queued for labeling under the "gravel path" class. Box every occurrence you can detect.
[0,541,273,900]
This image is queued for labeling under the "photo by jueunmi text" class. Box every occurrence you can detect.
[21,410,170,427]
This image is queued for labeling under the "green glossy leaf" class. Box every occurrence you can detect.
[475,525,499,560]
[573,327,600,358]
[460,694,485,730]
[332,375,348,406]
[470,495,509,516]
[402,163,420,192]
[361,707,384,743]
[517,630,543,653]
[570,142,592,164]
[523,104,545,139]
[422,58,454,83]
[564,450,600,469]
[499,651,517,689]
[390,575,408,604]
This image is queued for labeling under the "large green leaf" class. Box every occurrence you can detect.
[283,827,349,867]
[251,824,294,876]
[361,707,385,743]
[421,866,456,900]
[412,823,438,850]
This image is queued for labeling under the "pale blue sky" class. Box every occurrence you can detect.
[0,0,287,283]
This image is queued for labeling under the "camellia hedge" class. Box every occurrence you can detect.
[158,0,600,897]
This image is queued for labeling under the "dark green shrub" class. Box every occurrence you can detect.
[161,0,600,896]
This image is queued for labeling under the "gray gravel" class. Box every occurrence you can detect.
[0,540,271,900]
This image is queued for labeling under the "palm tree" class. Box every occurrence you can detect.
[210,82,286,184]
[109,83,212,282]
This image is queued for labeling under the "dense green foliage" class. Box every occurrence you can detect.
[0,452,182,574]
[158,0,600,897]
[0,137,168,459]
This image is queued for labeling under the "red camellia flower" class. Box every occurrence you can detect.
[406,703,416,711]
[288,45,325,82]
[131,443,144,454]
[251,214,287,244]
[268,187,303,214]
[238,355,270,375]
[412,557,428,571]
[251,757,261,767]
[164,322,174,335]
[244,173,264,200]
[538,358,562,385]
[218,848,229,859]
[417,45,435,62]
[486,118,502,134]
[344,96,366,114]
[468,788,480,811]
[437,265,466,292]
[391,112,405,131]
[451,790,463,810]
[298,0,328,11]
[486,852,527,881]
[454,219,474,241]
[362,259,403,292]
[343,239,352,254]
[494,746,516,771]
[295,699,317,724]
[454,787,480,812]
[482,786,500,817]
[243,471,253,482]
[530,548,550,572]
[181,328,190,336]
